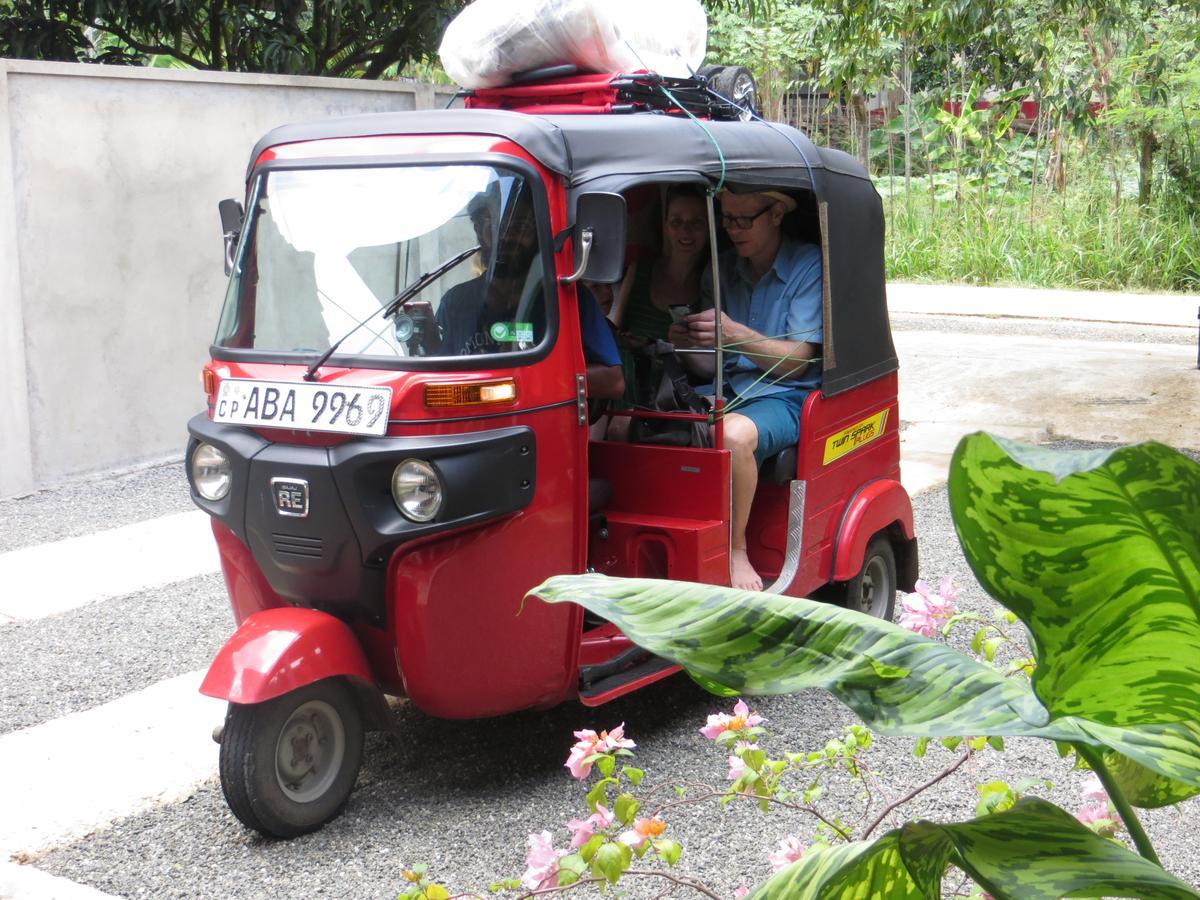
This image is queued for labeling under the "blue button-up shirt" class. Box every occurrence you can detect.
[701,237,823,400]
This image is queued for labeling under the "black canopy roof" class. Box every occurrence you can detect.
[248,109,895,396]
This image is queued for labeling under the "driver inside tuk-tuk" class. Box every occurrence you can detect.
[435,189,625,401]
[669,188,823,591]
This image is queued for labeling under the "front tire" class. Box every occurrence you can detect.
[219,679,364,838]
[842,536,897,621]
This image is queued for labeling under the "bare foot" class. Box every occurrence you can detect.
[730,548,763,591]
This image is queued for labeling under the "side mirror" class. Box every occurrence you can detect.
[561,192,626,285]
[218,198,244,276]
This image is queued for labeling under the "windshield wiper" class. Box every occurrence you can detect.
[303,244,480,382]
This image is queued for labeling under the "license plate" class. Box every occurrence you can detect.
[213,379,392,436]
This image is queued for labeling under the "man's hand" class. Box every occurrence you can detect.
[682,308,755,348]
[682,309,817,379]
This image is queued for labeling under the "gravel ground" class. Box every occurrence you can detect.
[891,311,1197,346]
[34,474,1200,898]
[0,573,231,735]
[0,461,193,553]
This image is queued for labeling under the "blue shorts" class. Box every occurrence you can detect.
[721,388,809,467]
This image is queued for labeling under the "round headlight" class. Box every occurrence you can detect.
[192,443,232,501]
[391,459,442,523]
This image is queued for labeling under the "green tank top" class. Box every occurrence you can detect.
[622,260,674,342]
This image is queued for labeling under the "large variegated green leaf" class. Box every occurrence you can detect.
[528,574,1200,793]
[749,798,1200,900]
[531,574,1067,738]
[948,435,1200,728]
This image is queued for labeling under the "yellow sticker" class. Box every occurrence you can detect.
[823,409,890,465]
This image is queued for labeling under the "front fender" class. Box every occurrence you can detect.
[831,479,915,584]
[200,607,375,704]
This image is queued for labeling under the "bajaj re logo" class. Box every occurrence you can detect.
[271,478,310,518]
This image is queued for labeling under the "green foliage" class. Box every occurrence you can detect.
[881,175,1200,292]
[0,1,463,77]
[748,798,1199,899]
[528,433,1200,896]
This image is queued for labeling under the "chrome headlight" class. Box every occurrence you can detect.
[192,443,232,501]
[391,459,443,523]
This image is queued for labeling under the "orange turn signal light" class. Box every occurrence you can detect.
[424,379,517,408]
[201,367,216,396]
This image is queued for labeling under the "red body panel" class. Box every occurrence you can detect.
[212,520,288,623]
[200,607,375,704]
[830,479,915,583]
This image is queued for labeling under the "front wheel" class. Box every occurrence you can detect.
[842,536,897,621]
[219,679,364,838]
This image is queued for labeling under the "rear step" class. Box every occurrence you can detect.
[579,653,680,705]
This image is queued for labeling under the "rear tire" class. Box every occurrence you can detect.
[219,679,364,838]
[841,536,897,621]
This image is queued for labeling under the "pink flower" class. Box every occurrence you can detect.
[734,887,750,898]
[727,754,747,781]
[521,830,565,890]
[565,803,615,848]
[726,741,760,781]
[1080,772,1107,805]
[898,578,958,637]
[1075,773,1118,837]
[565,723,636,780]
[1075,801,1118,837]
[768,835,805,872]
[699,700,766,740]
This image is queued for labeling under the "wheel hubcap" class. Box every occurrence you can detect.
[856,556,891,618]
[275,699,346,803]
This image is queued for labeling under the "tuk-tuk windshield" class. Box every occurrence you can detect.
[214,164,551,361]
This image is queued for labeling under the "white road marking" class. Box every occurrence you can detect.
[0,670,224,858]
[0,861,120,898]
[0,512,220,621]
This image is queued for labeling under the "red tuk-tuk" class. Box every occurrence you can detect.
[187,73,917,838]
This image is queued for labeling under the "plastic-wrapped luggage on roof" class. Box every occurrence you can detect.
[438,0,708,89]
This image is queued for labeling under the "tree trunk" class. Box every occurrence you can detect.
[850,92,870,170]
[1138,128,1157,206]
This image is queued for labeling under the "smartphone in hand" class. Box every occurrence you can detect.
[668,304,692,324]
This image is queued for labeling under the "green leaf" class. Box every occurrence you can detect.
[526,576,1070,740]
[591,842,628,885]
[913,736,930,758]
[622,766,645,787]
[423,886,449,900]
[653,838,682,866]
[579,834,604,864]
[948,435,1200,729]
[747,798,1200,900]
[614,793,640,826]
[1103,750,1200,809]
[595,755,616,778]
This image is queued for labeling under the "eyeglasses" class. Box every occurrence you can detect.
[719,205,774,231]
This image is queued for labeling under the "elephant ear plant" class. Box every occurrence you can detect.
[528,434,1200,899]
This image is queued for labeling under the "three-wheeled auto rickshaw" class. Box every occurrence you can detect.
[187,72,917,838]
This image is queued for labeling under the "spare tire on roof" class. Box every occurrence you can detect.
[700,64,758,120]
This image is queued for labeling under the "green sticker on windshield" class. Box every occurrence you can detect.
[490,322,535,343]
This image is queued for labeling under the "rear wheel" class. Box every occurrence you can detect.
[842,536,897,621]
[219,679,364,838]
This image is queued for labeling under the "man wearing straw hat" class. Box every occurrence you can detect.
[669,188,823,591]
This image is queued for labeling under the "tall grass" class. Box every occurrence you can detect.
[879,177,1200,293]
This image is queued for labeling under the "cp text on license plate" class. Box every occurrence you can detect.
[213,379,392,436]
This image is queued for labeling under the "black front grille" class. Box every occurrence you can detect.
[273,533,323,559]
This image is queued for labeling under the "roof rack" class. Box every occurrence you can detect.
[460,68,745,119]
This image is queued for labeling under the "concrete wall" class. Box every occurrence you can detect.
[0,59,458,499]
